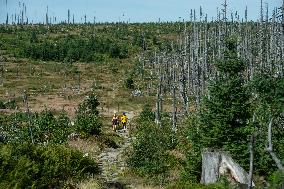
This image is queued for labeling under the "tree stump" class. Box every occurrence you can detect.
[201,149,254,187]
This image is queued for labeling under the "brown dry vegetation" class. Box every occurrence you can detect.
[0,55,147,119]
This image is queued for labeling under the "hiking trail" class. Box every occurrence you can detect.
[98,111,136,188]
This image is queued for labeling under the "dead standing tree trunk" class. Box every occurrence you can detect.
[172,56,177,131]
[282,0,284,35]
[259,0,265,71]
[155,55,162,125]
[281,0,284,75]
[140,1,284,127]
[222,0,228,35]
[68,9,70,24]
[179,42,189,115]
[181,21,189,114]
[0,57,3,87]
[248,134,255,189]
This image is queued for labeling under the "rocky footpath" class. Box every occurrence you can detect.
[98,112,135,188]
[98,131,134,181]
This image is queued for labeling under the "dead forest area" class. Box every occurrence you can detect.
[0,1,284,188]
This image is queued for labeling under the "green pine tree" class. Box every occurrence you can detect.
[186,36,253,181]
[199,36,252,152]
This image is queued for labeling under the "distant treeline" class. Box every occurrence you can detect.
[0,24,182,63]
[21,34,129,62]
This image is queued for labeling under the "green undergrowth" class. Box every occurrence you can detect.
[0,142,99,189]
[126,104,181,185]
[0,91,106,188]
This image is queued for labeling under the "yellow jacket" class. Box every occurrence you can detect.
[121,115,128,123]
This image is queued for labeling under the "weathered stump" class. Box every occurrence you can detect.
[201,150,221,184]
[201,149,254,187]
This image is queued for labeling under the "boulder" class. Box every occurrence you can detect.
[131,89,142,97]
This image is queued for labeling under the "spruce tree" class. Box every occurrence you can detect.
[199,36,252,154]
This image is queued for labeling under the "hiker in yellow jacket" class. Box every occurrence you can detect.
[121,112,128,130]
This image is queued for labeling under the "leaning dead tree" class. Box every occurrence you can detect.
[266,117,284,173]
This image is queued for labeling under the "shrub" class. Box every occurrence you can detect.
[2,110,73,145]
[137,103,155,123]
[4,99,17,109]
[0,143,99,189]
[127,120,174,182]
[78,92,100,116]
[30,110,73,144]
[0,99,17,109]
[75,114,102,137]
[268,171,284,189]
[75,92,102,137]
[0,100,5,109]
[109,62,119,74]
[124,77,134,89]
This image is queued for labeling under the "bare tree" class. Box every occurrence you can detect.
[46,6,49,25]
[266,117,284,173]
[139,0,284,134]
[282,0,284,35]
[155,56,162,125]
[68,9,70,24]
[6,13,8,25]
[248,134,255,189]
[172,59,177,131]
